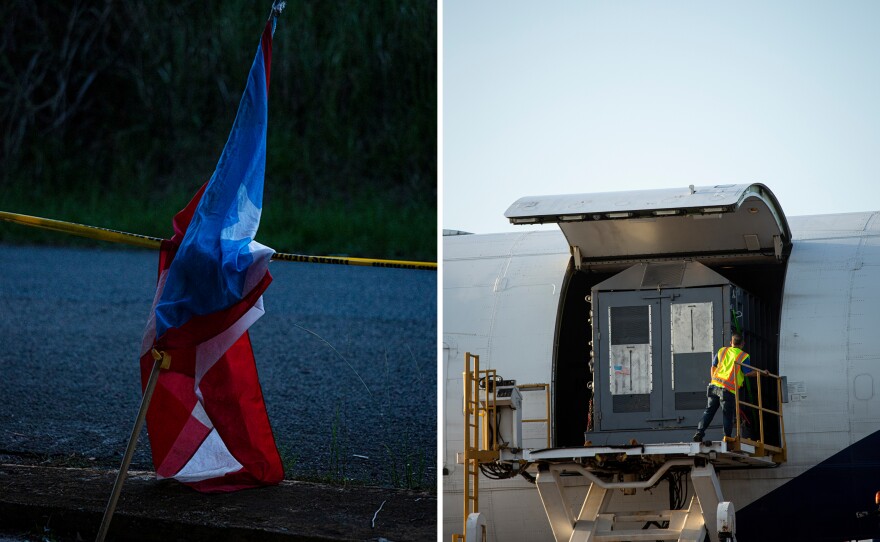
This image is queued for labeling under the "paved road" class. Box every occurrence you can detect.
[0,245,437,488]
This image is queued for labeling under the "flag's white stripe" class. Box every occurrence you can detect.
[170,428,243,483]
[193,296,265,399]
[244,242,274,295]
[191,398,213,428]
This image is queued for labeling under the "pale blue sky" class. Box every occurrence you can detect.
[443,1,880,234]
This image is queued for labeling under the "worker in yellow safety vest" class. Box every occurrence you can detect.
[693,332,756,442]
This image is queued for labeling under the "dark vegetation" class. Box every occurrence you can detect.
[0,0,437,261]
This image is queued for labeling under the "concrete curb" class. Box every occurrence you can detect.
[0,464,436,541]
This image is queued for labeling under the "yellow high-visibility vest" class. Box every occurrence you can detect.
[711,347,750,392]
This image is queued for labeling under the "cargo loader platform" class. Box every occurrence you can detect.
[517,439,779,469]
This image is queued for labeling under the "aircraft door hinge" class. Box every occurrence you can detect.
[573,246,583,270]
[773,235,783,260]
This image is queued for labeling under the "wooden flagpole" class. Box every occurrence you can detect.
[95,350,168,542]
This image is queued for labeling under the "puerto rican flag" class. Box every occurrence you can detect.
[139,9,283,493]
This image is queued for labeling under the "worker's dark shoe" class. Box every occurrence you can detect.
[692,432,704,442]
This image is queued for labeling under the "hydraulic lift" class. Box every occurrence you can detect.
[455,353,786,542]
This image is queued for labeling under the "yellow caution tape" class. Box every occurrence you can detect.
[0,211,162,250]
[0,211,437,271]
[269,251,435,270]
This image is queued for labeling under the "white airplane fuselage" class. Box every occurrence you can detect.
[443,186,880,542]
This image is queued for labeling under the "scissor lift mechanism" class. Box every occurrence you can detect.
[455,352,787,542]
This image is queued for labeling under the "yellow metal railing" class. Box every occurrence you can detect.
[731,361,787,463]
[518,383,551,449]
[456,353,501,542]
[455,360,550,541]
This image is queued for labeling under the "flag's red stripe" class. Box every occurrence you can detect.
[142,328,281,490]
[170,182,208,246]
[140,361,200,468]
[187,468,271,494]
[197,331,283,492]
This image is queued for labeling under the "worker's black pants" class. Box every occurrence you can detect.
[697,385,735,438]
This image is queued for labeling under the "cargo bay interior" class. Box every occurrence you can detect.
[504,184,792,449]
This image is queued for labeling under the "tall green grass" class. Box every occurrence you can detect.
[0,1,436,262]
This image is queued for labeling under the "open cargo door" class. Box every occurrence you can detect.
[505,184,791,269]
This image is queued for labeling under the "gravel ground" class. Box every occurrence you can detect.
[0,245,437,489]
